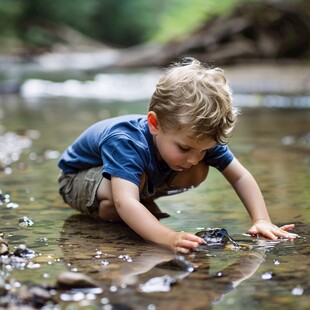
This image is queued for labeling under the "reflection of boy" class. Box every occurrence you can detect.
[58,57,297,253]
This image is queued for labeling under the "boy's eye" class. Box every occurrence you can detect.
[178,145,190,152]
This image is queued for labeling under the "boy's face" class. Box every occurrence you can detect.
[152,128,217,171]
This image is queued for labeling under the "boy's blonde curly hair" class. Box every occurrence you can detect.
[149,57,239,144]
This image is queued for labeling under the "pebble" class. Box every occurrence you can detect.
[18,216,34,227]
[13,244,35,258]
[56,271,99,289]
[0,237,9,255]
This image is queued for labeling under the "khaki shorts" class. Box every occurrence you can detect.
[58,167,104,214]
[58,166,180,215]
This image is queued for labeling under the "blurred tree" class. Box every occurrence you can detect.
[0,0,308,57]
[0,0,240,50]
[0,0,25,51]
[153,0,239,42]
[91,0,168,46]
[16,0,101,50]
[14,0,168,48]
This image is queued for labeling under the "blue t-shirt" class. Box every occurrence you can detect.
[58,115,234,189]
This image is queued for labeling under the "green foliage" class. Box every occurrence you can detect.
[0,0,307,51]
[0,0,24,36]
[85,0,168,46]
[152,0,240,42]
[0,0,241,49]
[16,0,169,47]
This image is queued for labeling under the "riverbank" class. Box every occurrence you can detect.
[1,50,310,98]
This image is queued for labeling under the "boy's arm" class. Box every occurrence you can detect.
[111,176,204,253]
[222,158,298,240]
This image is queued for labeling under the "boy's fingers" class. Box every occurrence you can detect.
[185,233,205,244]
[279,224,295,231]
[180,239,199,249]
[247,227,259,235]
[248,222,298,240]
[176,247,190,254]
[270,227,298,239]
[262,230,278,240]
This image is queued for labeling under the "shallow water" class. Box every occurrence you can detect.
[0,95,309,309]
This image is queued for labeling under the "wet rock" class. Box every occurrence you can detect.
[56,271,99,289]
[0,191,10,206]
[18,216,34,227]
[139,275,177,293]
[0,254,28,270]
[194,228,252,252]
[157,255,195,273]
[0,283,54,309]
[196,228,232,247]
[29,286,54,308]
[0,191,4,203]
[0,237,9,255]
[0,277,5,296]
[17,285,53,308]
[13,244,35,258]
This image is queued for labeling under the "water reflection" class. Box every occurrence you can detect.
[59,214,266,309]
[0,95,309,309]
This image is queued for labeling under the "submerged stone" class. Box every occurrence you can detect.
[194,228,251,251]
[0,283,54,309]
[157,255,195,273]
[18,216,34,227]
[0,237,9,255]
[139,275,177,293]
[56,271,98,289]
[13,244,35,258]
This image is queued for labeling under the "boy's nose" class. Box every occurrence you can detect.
[187,156,199,166]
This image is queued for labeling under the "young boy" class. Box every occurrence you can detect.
[58,57,297,253]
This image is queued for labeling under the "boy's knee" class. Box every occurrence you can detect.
[98,199,121,221]
[192,163,209,187]
[172,163,209,189]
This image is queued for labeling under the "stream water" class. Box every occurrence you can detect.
[0,94,309,309]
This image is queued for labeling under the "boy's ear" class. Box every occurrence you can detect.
[147,111,159,134]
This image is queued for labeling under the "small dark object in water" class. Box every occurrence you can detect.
[196,228,238,247]
[157,255,195,272]
[195,228,246,251]
[13,244,35,258]
[18,216,34,227]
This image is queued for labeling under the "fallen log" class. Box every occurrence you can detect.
[114,0,310,68]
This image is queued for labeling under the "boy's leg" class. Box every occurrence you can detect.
[70,162,209,221]
[139,173,170,218]
[140,199,171,219]
[96,177,121,221]
[169,162,209,190]
[141,162,209,218]
[58,166,104,216]
[96,173,152,221]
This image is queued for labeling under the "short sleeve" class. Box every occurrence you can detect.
[101,134,147,186]
[204,145,234,171]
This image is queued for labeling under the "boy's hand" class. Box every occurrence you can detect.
[248,220,298,240]
[166,231,205,253]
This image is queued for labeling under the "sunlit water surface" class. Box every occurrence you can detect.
[0,95,309,309]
